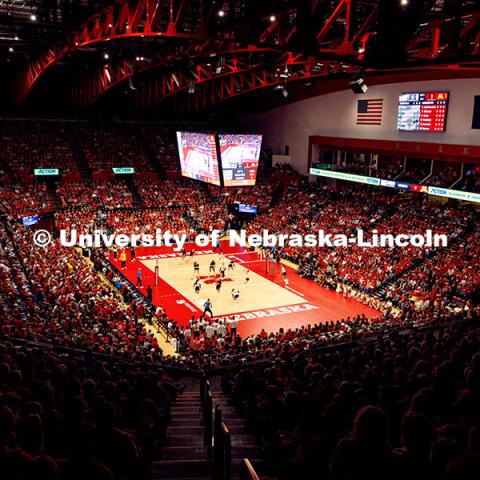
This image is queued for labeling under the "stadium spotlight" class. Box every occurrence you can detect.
[14,35,19,41]
[30,13,37,22]
[103,53,109,60]
[215,56,225,75]
[128,77,137,91]
[349,73,368,94]
[218,10,225,17]
[279,66,290,79]
[9,47,13,52]
[400,0,409,5]
[270,15,276,22]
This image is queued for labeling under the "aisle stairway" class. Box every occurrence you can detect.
[152,376,269,480]
[137,130,167,177]
[210,378,273,480]
[122,177,143,208]
[153,378,210,480]
[46,182,61,210]
[65,126,92,179]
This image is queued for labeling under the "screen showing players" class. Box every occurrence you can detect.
[238,204,258,214]
[397,91,449,132]
[22,216,39,227]
[219,134,262,187]
[176,132,221,186]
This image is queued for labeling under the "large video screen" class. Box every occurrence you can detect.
[219,134,262,187]
[397,91,449,132]
[176,132,221,186]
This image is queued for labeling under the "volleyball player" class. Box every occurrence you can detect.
[231,289,240,302]
[209,259,216,275]
[193,260,200,277]
[219,265,226,278]
[228,259,235,271]
[244,270,250,287]
[194,278,201,295]
[181,248,187,262]
[215,278,222,294]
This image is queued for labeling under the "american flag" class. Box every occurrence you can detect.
[356,99,383,125]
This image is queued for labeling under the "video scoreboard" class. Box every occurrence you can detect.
[397,91,449,132]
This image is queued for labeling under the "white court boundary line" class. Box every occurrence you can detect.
[285,286,305,297]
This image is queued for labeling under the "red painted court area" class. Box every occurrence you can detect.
[109,241,380,337]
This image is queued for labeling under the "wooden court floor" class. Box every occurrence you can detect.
[141,252,305,318]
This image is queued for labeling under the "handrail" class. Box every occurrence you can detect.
[239,459,261,480]
[201,376,213,460]
[222,423,232,480]
[213,406,223,479]
[213,408,232,480]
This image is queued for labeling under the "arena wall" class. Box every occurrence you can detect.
[244,78,480,174]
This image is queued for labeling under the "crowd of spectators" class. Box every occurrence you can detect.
[0,218,164,363]
[335,154,372,176]
[207,181,274,212]
[0,164,478,371]
[384,230,480,307]
[75,124,154,173]
[248,185,471,297]
[0,184,51,218]
[221,317,480,480]
[0,340,181,480]
[0,121,78,180]
[427,162,462,188]
[396,158,431,184]
[459,165,480,193]
[134,178,205,208]
[57,181,133,210]
[141,126,186,176]
[374,157,404,179]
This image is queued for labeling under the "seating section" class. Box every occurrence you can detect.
[0,340,181,480]
[0,122,78,180]
[142,125,181,176]
[427,161,461,187]
[75,124,154,173]
[57,180,133,209]
[0,121,480,479]
[223,320,480,480]
[460,165,480,193]
[0,183,50,217]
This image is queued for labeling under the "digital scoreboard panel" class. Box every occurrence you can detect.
[176,132,221,186]
[219,134,262,187]
[397,91,449,132]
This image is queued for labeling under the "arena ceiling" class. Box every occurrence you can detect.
[1,0,480,114]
